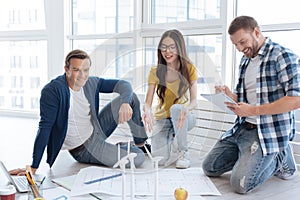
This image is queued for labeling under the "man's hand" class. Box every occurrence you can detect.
[225,102,257,117]
[9,166,37,176]
[215,85,237,103]
[118,103,133,124]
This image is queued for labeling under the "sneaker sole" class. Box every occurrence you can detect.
[176,165,190,169]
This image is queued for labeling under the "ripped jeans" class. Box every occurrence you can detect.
[202,123,277,194]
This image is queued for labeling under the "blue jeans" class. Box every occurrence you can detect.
[151,104,196,164]
[202,123,278,193]
[70,93,147,168]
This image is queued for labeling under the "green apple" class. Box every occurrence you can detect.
[174,187,188,200]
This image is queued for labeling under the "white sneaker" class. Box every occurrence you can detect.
[275,144,297,180]
[163,141,179,166]
[176,151,190,169]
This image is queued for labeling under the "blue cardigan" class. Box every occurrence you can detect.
[31,74,133,168]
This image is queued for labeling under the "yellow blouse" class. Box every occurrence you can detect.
[147,63,198,119]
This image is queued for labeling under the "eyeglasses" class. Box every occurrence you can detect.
[159,44,177,52]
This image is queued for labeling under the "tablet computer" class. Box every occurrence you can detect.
[201,93,237,114]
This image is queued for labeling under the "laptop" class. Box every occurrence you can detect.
[0,160,29,192]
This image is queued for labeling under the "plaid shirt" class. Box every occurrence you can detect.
[222,38,300,155]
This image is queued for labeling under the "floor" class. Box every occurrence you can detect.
[0,115,299,200]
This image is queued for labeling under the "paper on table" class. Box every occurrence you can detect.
[100,195,207,200]
[43,187,102,200]
[70,167,123,196]
[52,175,104,199]
[52,174,77,190]
[67,166,221,197]
[201,93,237,114]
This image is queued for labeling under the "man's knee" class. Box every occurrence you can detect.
[202,159,217,177]
[202,154,229,177]
[131,93,140,104]
[202,160,211,176]
[134,152,146,167]
[230,174,252,194]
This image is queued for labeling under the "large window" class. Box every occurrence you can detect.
[71,0,225,96]
[2,0,300,116]
[0,1,47,114]
[233,0,300,85]
[151,0,220,23]
[72,0,134,34]
[0,0,45,31]
[237,0,300,25]
[71,0,138,82]
[0,41,47,112]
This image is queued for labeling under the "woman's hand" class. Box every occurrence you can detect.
[142,107,154,133]
[177,107,188,129]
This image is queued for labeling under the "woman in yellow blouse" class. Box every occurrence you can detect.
[142,29,198,168]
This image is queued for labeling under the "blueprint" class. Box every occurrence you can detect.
[57,166,221,197]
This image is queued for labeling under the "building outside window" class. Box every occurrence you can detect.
[0,0,47,113]
[233,0,300,84]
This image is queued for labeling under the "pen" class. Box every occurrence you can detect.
[89,193,102,200]
[40,176,46,186]
[84,173,122,184]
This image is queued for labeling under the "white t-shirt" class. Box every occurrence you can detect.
[244,55,261,124]
[61,87,93,150]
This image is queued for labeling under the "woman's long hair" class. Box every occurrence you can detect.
[156,29,192,107]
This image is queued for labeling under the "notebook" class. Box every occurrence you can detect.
[0,160,29,192]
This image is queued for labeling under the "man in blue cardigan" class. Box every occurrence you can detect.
[11,49,149,175]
